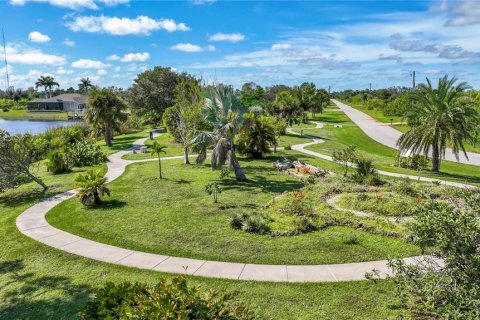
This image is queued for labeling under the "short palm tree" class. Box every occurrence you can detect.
[78,77,94,95]
[398,75,479,172]
[74,169,110,206]
[197,84,247,181]
[150,141,167,178]
[85,88,127,147]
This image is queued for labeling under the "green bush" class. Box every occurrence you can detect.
[352,158,380,185]
[364,98,385,110]
[47,150,72,174]
[395,153,429,171]
[243,214,271,234]
[383,92,413,117]
[67,141,106,167]
[80,276,253,319]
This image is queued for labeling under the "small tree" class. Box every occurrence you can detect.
[0,130,47,191]
[150,141,167,179]
[74,169,110,206]
[205,182,221,203]
[332,146,357,176]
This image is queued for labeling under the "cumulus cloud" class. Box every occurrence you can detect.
[107,52,150,62]
[9,0,129,9]
[271,43,291,50]
[208,32,245,42]
[106,54,120,61]
[97,69,107,75]
[0,45,65,65]
[171,43,203,52]
[434,0,480,26]
[28,31,51,43]
[56,67,74,75]
[72,59,108,69]
[63,39,75,47]
[66,15,190,35]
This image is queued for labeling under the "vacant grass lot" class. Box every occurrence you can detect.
[304,110,480,186]
[47,155,419,265]
[0,132,406,319]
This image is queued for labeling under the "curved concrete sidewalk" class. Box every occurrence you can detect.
[17,133,449,283]
[331,99,480,166]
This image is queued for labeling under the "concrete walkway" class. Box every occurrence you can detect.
[17,133,454,283]
[331,99,480,166]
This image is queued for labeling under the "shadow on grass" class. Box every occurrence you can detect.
[0,259,91,320]
[92,199,128,210]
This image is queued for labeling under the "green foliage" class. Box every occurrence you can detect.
[343,233,360,245]
[383,92,413,117]
[74,169,110,207]
[364,98,385,110]
[395,152,429,171]
[0,98,14,112]
[35,75,59,98]
[67,141,106,167]
[352,158,381,185]
[219,167,231,180]
[150,141,167,179]
[47,150,71,174]
[273,90,301,126]
[384,202,480,318]
[237,111,276,158]
[332,146,358,176]
[162,106,182,142]
[239,82,264,107]
[86,88,127,147]
[398,75,479,171]
[80,276,253,320]
[205,182,221,203]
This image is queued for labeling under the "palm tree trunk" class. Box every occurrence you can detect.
[184,147,190,164]
[431,143,441,172]
[158,157,162,178]
[229,148,247,181]
[105,123,113,147]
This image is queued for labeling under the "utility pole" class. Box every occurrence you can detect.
[411,70,416,89]
[2,28,10,91]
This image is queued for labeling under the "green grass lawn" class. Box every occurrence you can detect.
[47,156,418,265]
[97,130,149,156]
[303,110,480,186]
[349,103,404,123]
[122,133,185,160]
[0,109,69,120]
[0,136,405,319]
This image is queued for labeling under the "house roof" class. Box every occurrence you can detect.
[29,94,88,104]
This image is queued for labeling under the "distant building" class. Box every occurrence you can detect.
[27,94,87,112]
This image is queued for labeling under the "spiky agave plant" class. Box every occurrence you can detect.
[74,169,110,206]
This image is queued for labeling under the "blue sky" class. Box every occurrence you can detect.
[1,0,480,91]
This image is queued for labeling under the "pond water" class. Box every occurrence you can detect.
[0,118,82,135]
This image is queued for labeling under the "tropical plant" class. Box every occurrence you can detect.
[85,88,127,147]
[239,82,264,107]
[205,182,221,203]
[190,131,214,165]
[78,77,94,95]
[237,111,276,158]
[172,77,204,164]
[398,75,479,172]
[67,141,106,167]
[150,141,167,179]
[295,82,323,122]
[273,90,301,126]
[352,157,379,185]
[332,146,358,176]
[74,169,110,206]
[47,150,71,174]
[80,276,254,319]
[196,84,247,181]
[35,75,59,98]
[0,130,47,191]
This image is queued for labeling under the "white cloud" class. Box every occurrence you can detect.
[56,67,74,75]
[97,69,107,75]
[208,32,245,42]
[28,31,51,43]
[114,66,121,72]
[206,45,216,52]
[191,0,216,4]
[0,45,65,65]
[72,59,108,69]
[9,0,129,9]
[63,39,75,47]
[170,43,204,52]
[10,0,99,10]
[66,15,190,35]
[120,52,150,62]
[271,43,291,50]
[106,54,120,61]
[436,0,480,26]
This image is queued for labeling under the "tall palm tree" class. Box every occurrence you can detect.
[274,90,301,126]
[78,77,94,95]
[85,88,127,147]
[47,76,59,97]
[398,75,479,172]
[195,84,247,181]
[150,141,167,178]
[36,76,59,98]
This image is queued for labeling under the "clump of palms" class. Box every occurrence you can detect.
[237,109,277,158]
[85,88,127,147]
[35,75,59,98]
[398,75,479,172]
[193,84,247,181]
[150,141,167,179]
[74,169,110,206]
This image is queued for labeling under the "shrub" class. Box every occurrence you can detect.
[364,98,385,110]
[67,141,106,167]
[237,112,277,158]
[79,276,254,320]
[243,215,271,234]
[394,179,417,197]
[47,150,72,174]
[74,170,110,207]
[230,214,244,230]
[205,182,222,203]
[395,153,429,171]
[352,158,380,185]
[284,145,291,150]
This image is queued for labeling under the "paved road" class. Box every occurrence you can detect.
[332,99,480,166]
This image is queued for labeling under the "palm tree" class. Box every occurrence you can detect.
[150,141,167,178]
[274,90,301,126]
[74,169,110,206]
[190,132,214,165]
[85,88,127,147]
[198,84,247,181]
[78,77,94,95]
[398,75,479,172]
[35,75,58,98]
